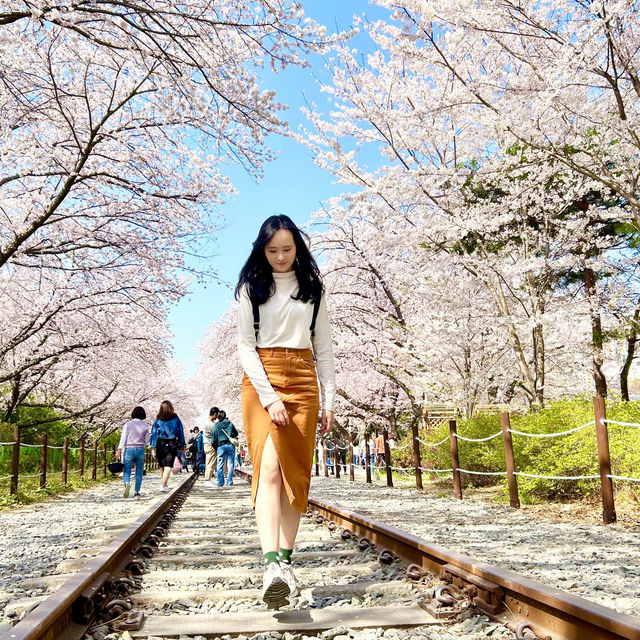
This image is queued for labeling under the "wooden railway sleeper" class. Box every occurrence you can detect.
[515,620,553,640]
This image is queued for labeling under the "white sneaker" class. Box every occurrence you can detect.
[279,562,299,598]
[203,480,214,488]
[123,482,131,498]
[160,486,170,493]
[261,562,290,609]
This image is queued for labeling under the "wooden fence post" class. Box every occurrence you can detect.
[594,395,616,524]
[383,430,393,487]
[40,433,48,489]
[349,432,355,482]
[449,419,462,500]
[62,436,69,485]
[79,439,85,481]
[103,443,107,476]
[500,413,520,508]
[10,426,20,495]
[411,420,423,490]
[92,441,98,480]
[365,436,372,484]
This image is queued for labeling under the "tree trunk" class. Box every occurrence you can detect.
[486,276,539,408]
[621,306,639,401]
[583,264,608,397]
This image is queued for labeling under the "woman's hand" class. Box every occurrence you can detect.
[151,449,156,458]
[116,448,122,460]
[267,400,290,427]
[320,409,334,435]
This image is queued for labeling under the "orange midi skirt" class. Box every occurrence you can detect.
[241,347,320,513]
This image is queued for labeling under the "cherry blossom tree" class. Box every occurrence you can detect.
[300,1,639,406]
[1,1,327,431]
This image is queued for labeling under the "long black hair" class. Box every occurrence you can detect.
[234,215,323,306]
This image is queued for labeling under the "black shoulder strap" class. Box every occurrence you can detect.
[310,297,321,339]
[251,297,260,340]
[252,297,321,341]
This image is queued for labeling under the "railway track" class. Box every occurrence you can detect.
[3,470,640,640]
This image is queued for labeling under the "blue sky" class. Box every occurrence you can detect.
[168,2,388,375]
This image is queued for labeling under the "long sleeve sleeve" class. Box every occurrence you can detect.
[312,294,336,411]
[144,423,150,447]
[176,418,186,448]
[118,423,128,450]
[237,286,280,408]
[149,420,158,448]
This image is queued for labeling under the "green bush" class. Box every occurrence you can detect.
[391,397,640,503]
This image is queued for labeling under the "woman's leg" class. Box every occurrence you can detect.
[123,449,133,485]
[134,448,144,492]
[255,434,282,554]
[161,466,171,486]
[279,483,300,549]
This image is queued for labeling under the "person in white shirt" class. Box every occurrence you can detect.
[236,215,335,610]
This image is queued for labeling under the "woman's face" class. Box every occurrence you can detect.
[265,228,296,273]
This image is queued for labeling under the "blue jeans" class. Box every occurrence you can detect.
[123,447,145,492]
[216,444,235,486]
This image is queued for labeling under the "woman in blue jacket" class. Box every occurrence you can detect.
[150,400,186,493]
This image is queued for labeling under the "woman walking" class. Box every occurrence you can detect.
[116,406,150,498]
[150,400,186,493]
[236,214,335,609]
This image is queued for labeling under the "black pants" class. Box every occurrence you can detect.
[156,438,178,468]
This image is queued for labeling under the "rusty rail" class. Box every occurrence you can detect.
[308,496,640,640]
[3,473,195,640]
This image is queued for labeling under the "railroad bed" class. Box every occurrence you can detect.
[3,473,640,640]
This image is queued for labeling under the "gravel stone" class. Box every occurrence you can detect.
[309,476,640,618]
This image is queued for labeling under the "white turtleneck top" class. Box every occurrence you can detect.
[237,271,336,411]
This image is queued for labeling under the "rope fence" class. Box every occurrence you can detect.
[0,431,158,497]
[314,396,638,524]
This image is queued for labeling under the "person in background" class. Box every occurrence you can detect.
[177,448,189,473]
[337,437,347,474]
[236,215,335,609]
[203,407,219,487]
[150,400,186,493]
[211,410,238,487]
[116,406,150,498]
[375,431,385,468]
[188,427,200,477]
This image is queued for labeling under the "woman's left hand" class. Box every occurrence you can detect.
[320,409,334,434]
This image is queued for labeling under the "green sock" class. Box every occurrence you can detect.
[279,548,293,564]
[264,551,280,565]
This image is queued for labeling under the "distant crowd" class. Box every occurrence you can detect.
[116,401,243,497]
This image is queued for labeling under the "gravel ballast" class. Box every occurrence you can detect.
[309,475,640,619]
[0,471,637,639]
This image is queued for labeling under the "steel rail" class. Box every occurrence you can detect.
[308,496,640,640]
[3,474,195,640]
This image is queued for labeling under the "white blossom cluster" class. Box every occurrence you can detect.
[0,1,326,434]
